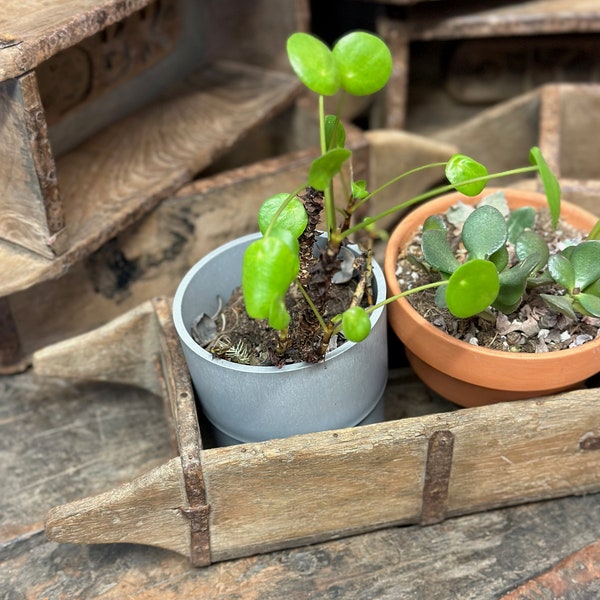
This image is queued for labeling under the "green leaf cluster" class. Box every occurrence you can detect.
[416,198,600,321]
[237,29,565,357]
[542,240,600,318]
[419,199,550,318]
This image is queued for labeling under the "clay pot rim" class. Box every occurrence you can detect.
[384,188,600,390]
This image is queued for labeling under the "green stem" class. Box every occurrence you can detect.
[332,280,448,336]
[342,165,540,240]
[296,280,330,334]
[353,161,448,211]
[319,94,338,235]
[365,280,447,314]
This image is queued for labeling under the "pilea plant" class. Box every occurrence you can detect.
[238,30,563,362]
[406,192,600,322]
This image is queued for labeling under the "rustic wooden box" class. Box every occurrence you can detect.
[0,0,306,283]
[33,297,600,567]
[373,0,600,130]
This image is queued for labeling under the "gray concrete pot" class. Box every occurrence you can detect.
[173,232,388,445]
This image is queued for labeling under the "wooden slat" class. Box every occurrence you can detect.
[32,300,163,395]
[44,457,191,556]
[0,0,155,80]
[154,296,211,566]
[0,60,300,297]
[202,389,600,562]
[0,76,60,258]
[408,0,600,40]
[33,299,600,564]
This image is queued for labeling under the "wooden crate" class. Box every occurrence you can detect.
[373,0,600,130]
[0,0,306,277]
[33,297,600,566]
[0,0,308,372]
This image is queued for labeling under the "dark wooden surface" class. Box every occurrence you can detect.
[2,367,600,599]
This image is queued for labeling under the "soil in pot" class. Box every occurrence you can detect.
[395,198,600,354]
[191,187,378,366]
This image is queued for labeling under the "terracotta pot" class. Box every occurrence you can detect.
[384,188,600,407]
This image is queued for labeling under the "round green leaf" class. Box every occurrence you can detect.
[507,206,535,244]
[515,231,549,272]
[242,235,299,323]
[575,292,600,317]
[446,259,500,318]
[548,253,575,292]
[489,246,509,272]
[423,215,446,232]
[308,148,351,191]
[341,306,372,342]
[286,33,340,96]
[540,293,577,320]
[462,205,507,259]
[445,154,489,197]
[258,193,308,238]
[332,31,392,96]
[421,229,459,275]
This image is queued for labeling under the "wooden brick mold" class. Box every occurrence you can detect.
[0,0,307,372]
[374,0,600,130]
[33,297,600,566]
[0,0,306,286]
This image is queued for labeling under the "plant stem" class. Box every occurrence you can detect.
[342,165,540,240]
[353,161,448,211]
[296,279,330,334]
[365,280,448,314]
[319,94,337,235]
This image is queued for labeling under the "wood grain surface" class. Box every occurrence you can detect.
[0,60,300,297]
[2,369,600,599]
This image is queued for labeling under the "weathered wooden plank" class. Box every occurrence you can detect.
[0,60,300,297]
[407,0,600,40]
[35,0,181,129]
[0,0,156,80]
[45,457,191,556]
[32,300,162,395]
[427,88,542,169]
[0,76,60,258]
[3,494,600,599]
[0,371,173,545]
[202,389,600,562]
[154,296,211,566]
